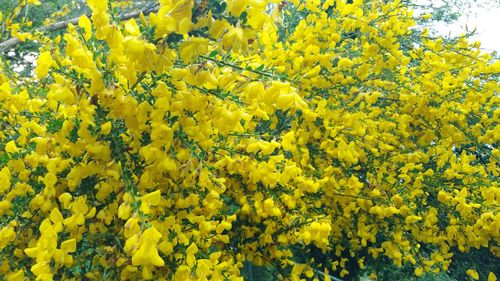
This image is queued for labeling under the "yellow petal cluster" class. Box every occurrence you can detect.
[0,0,498,280]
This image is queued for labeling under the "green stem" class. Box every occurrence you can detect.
[199,54,294,82]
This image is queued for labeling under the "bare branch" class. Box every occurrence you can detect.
[0,3,159,52]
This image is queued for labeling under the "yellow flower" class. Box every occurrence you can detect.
[78,15,92,40]
[275,93,297,110]
[140,190,162,214]
[5,140,19,154]
[209,20,227,39]
[405,215,422,224]
[222,26,246,53]
[131,227,164,267]
[0,225,16,250]
[186,242,199,267]
[421,13,432,20]
[53,239,77,267]
[337,57,354,69]
[150,123,174,148]
[179,37,209,63]
[174,265,191,281]
[466,269,479,280]
[100,121,112,135]
[0,167,11,194]
[124,19,140,36]
[227,0,247,17]
[281,131,296,152]
[303,65,321,78]
[6,269,24,281]
[414,266,424,277]
[35,51,53,79]
[49,208,64,233]
[87,0,108,12]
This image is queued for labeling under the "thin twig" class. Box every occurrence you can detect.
[199,54,295,83]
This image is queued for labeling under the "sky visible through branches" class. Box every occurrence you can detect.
[413,0,500,52]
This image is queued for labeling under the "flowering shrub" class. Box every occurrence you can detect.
[0,0,498,280]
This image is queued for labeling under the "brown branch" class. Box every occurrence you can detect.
[0,3,159,52]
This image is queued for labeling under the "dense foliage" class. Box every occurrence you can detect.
[0,0,498,280]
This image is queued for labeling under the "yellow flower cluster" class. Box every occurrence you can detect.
[0,0,498,280]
